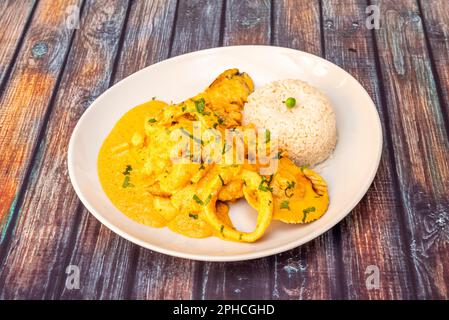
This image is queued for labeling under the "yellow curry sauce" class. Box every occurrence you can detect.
[98,69,330,242]
[98,101,168,227]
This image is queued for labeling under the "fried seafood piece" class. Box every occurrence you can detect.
[270,158,329,223]
[153,68,254,128]
[202,170,273,243]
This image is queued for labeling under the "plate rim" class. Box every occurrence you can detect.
[68,45,383,262]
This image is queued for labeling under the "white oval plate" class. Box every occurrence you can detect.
[68,45,382,262]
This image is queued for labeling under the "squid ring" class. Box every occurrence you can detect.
[203,170,273,242]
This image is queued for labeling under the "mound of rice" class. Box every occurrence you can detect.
[243,79,337,166]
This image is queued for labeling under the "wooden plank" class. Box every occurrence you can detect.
[0,0,130,299]
[372,0,449,298]
[272,0,321,55]
[223,0,271,45]
[131,0,224,300]
[0,0,82,241]
[0,0,36,88]
[269,0,343,300]
[419,0,449,128]
[60,0,179,300]
[170,0,223,56]
[322,0,415,299]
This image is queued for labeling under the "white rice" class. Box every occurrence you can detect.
[243,79,337,166]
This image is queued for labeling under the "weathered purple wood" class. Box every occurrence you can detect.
[322,0,416,299]
[60,0,179,299]
[371,0,449,298]
[419,0,449,128]
[0,0,82,247]
[0,0,130,299]
[0,0,36,89]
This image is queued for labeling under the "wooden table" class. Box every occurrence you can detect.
[0,0,448,300]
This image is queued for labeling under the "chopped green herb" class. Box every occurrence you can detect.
[274,151,282,159]
[239,233,243,240]
[217,117,225,125]
[258,175,273,192]
[147,118,157,123]
[300,165,308,172]
[192,194,203,205]
[180,127,203,145]
[213,123,218,129]
[284,97,296,109]
[193,194,211,206]
[284,181,296,198]
[189,213,198,220]
[302,207,316,223]
[265,129,271,143]
[194,98,209,115]
[222,142,231,155]
[218,174,225,186]
[122,175,134,188]
[181,106,186,112]
[204,194,212,205]
[280,200,290,210]
[220,225,224,234]
[122,165,133,175]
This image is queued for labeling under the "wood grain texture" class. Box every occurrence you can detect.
[61,0,179,300]
[270,0,342,300]
[131,0,224,300]
[0,0,36,89]
[0,0,82,243]
[372,0,449,298]
[321,0,416,299]
[224,0,271,45]
[170,0,224,56]
[0,0,130,299]
[419,0,449,130]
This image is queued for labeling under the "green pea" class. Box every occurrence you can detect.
[285,97,296,109]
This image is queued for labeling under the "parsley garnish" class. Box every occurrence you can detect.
[122,165,132,175]
[218,174,225,186]
[258,175,273,192]
[280,200,290,210]
[180,127,203,145]
[265,129,271,143]
[204,194,212,205]
[189,213,198,220]
[302,207,316,223]
[220,225,224,234]
[122,175,134,188]
[193,194,211,206]
[284,181,295,198]
[222,142,231,155]
[194,98,209,115]
[193,194,203,205]
[148,118,156,123]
